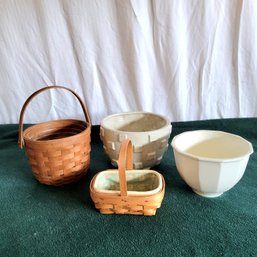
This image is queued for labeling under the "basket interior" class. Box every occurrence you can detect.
[103,113,168,132]
[23,119,88,141]
[93,169,162,195]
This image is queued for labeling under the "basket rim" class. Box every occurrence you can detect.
[90,173,165,199]
[93,169,163,196]
[23,119,91,145]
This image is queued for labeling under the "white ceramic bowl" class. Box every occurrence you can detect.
[100,112,172,169]
[171,130,253,197]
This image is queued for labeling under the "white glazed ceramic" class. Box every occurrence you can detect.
[171,130,253,198]
[100,112,172,169]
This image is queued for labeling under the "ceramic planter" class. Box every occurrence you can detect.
[100,112,172,169]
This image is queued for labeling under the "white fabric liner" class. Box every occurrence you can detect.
[1,1,257,125]
[93,169,163,196]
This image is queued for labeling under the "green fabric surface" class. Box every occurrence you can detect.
[0,118,257,257]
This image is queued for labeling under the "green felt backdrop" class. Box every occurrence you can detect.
[0,118,257,257]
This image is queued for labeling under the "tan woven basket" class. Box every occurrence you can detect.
[90,139,165,216]
[18,86,91,186]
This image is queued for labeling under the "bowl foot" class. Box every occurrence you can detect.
[193,190,223,198]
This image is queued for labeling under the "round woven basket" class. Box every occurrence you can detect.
[18,86,91,186]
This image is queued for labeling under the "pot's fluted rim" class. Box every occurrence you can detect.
[171,130,253,163]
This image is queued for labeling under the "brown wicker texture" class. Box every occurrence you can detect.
[18,86,91,186]
[90,139,165,216]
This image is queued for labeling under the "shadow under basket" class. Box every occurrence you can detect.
[18,86,91,186]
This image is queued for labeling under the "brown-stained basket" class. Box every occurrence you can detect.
[90,139,165,216]
[18,86,91,186]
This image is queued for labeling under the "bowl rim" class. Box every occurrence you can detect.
[171,130,253,163]
[100,111,171,133]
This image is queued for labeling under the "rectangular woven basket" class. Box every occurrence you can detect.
[90,139,165,216]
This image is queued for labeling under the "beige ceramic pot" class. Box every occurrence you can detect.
[100,112,172,169]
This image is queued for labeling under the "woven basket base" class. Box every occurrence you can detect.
[96,205,157,216]
[33,163,90,186]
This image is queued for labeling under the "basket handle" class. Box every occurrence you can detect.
[118,139,133,196]
[18,85,91,149]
